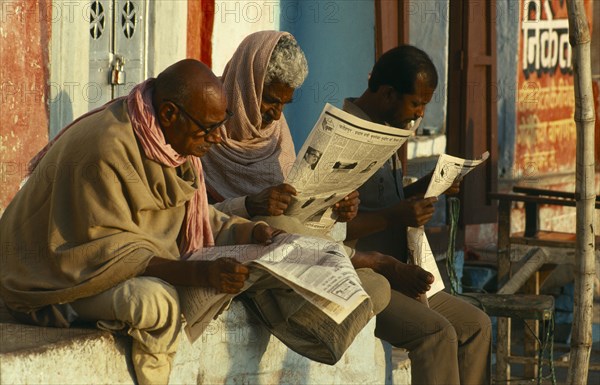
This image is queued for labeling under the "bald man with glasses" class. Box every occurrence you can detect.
[0,59,282,385]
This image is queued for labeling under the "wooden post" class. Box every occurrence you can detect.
[566,1,596,383]
[496,199,512,382]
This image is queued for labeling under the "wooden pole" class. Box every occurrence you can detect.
[566,1,596,383]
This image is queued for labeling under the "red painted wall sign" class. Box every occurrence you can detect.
[516,0,593,177]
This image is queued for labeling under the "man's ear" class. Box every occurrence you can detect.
[157,102,177,127]
[381,85,397,102]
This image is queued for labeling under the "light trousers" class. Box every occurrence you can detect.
[70,277,181,385]
[376,290,491,385]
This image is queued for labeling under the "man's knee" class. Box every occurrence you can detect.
[414,317,458,349]
[465,306,492,341]
[356,268,391,315]
[116,277,180,330]
[446,303,492,348]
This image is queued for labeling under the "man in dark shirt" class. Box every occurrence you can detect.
[345,45,491,385]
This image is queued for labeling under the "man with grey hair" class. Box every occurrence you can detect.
[201,31,359,222]
[199,31,389,364]
[201,32,478,377]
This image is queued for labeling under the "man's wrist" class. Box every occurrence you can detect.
[250,221,269,243]
[245,196,256,217]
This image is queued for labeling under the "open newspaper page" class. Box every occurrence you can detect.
[178,234,370,342]
[407,151,490,298]
[284,103,416,231]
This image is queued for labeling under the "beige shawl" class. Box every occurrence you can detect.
[0,98,257,319]
[0,100,190,314]
[201,31,297,200]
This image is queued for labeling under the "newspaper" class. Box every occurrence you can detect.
[407,151,490,298]
[284,103,417,231]
[177,233,370,342]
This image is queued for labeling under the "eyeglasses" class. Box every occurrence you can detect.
[165,100,233,137]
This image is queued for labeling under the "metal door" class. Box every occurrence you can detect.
[88,0,146,110]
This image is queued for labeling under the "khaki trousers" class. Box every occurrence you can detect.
[376,290,491,385]
[70,277,181,385]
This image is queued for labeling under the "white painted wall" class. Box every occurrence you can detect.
[211,1,280,76]
[49,1,92,137]
[147,1,188,77]
[50,1,188,137]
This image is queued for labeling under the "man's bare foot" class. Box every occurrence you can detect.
[381,258,434,299]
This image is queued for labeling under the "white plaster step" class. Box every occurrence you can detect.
[1,300,391,385]
[390,347,412,385]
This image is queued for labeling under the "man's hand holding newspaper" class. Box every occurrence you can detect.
[407,152,490,302]
[284,104,416,231]
[178,233,371,342]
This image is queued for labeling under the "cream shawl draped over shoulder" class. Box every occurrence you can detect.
[201,31,297,201]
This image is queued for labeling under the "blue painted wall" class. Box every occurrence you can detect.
[279,0,375,149]
[409,0,449,135]
[408,0,519,178]
[279,0,518,179]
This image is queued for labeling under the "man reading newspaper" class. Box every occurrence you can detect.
[200,31,385,365]
[344,45,492,385]
[0,60,285,385]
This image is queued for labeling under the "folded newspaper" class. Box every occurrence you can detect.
[178,233,370,342]
[407,151,490,298]
[284,103,418,231]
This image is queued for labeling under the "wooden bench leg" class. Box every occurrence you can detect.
[496,317,511,383]
[523,273,541,379]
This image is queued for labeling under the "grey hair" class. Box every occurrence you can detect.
[264,35,308,88]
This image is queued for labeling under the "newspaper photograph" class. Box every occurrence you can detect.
[284,103,418,231]
[178,234,370,342]
[407,151,490,299]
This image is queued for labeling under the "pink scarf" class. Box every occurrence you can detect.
[29,80,214,256]
[201,31,297,201]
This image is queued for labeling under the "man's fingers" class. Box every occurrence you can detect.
[222,275,248,286]
[211,259,250,293]
[252,224,285,244]
[221,285,244,294]
[344,190,359,200]
[335,203,358,212]
[276,183,297,195]
[273,193,292,205]
[219,263,249,279]
[218,257,247,270]
[269,199,289,210]
[419,197,438,207]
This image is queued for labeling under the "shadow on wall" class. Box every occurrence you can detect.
[50,90,74,139]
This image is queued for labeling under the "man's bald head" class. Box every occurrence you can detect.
[152,59,228,157]
[153,59,225,111]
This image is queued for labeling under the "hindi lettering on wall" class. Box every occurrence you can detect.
[516,0,593,177]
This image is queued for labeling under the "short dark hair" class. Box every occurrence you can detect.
[368,45,438,95]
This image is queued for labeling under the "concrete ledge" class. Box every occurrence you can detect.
[1,300,411,384]
[390,346,412,385]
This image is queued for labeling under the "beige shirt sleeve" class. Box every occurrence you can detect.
[212,196,250,219]
[208,205,266,246]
